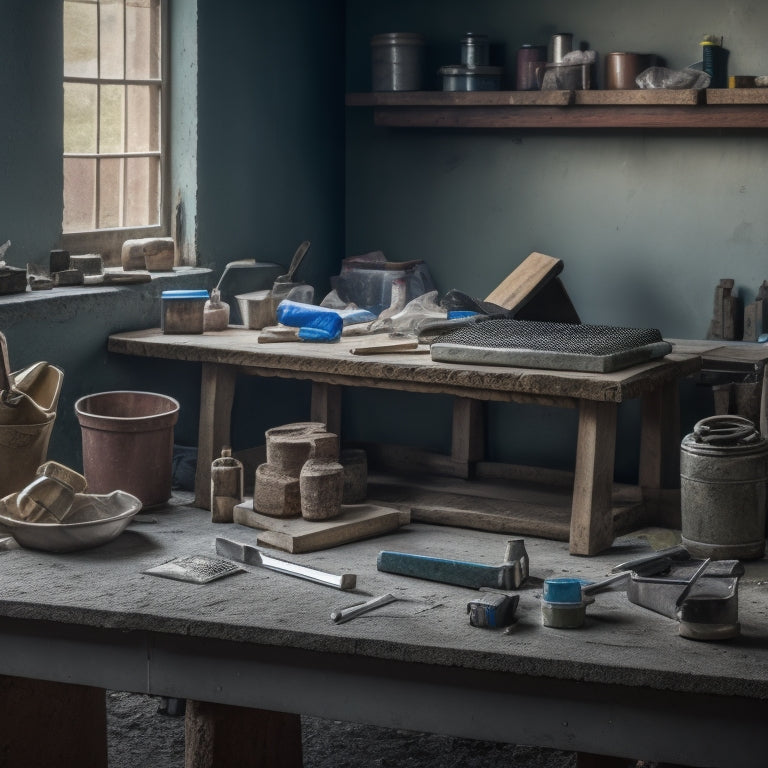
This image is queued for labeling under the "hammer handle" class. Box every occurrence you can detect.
[377,551,517,590]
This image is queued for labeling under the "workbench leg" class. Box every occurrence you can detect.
[311,382,342,436]
[194,363,238,510]
[638,380,682,528]
[185,700,302,768]
[0,675,107,768]
[451,398,485,479]
[570,401,617,556]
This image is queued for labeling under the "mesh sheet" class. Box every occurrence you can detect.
[435,318,664,355]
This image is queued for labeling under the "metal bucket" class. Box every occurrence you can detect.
[75,391,179,508]
[680,415,768,560]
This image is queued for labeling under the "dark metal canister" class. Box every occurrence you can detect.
[371,32,426,91]
[460,33,490,68]
[516,44,546,90]
[680,415,768,561]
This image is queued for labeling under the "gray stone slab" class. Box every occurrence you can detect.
[0,494,767,701]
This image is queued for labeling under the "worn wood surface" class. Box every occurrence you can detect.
[346,90,574,107]
[484,251,563,311]
[185,700,302,768]
[570,400,618,555]
[706,87,768,104]
[0,675,107,768]
[574,89,702,105]
[108,329,701,404]
[371,104,768,129]
[233,500,407,553]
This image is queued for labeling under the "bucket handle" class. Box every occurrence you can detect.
[693,414,760,445]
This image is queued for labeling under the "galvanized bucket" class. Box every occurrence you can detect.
[680,415,768,560]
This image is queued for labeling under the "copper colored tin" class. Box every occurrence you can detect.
[605,52,653,89]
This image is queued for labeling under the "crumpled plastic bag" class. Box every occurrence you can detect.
[367,290,445,336]
[636,66,711,90]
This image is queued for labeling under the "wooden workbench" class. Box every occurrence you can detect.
[108,328,701,555]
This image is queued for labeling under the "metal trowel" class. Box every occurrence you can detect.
[271,240,311,304]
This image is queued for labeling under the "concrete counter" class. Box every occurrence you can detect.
[0,496,766,766]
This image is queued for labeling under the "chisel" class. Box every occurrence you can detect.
[215,537,356,590]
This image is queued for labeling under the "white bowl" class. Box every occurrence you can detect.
[0,490,141,552]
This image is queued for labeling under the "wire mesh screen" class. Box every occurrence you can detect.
[435,319,664,355]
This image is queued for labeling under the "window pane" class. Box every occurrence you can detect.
[126,0,160,80]
[126,85,159,152]
[100,0,125,80]
[100,85,125,153]
[63,157,97,232]
[63,1,98,79]
[99,158,124,228]
[125,156,159,226]
[64,82,98,154]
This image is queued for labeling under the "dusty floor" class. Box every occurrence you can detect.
[107,691,578,767]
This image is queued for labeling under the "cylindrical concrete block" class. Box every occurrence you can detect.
[253,463,301,518]
[300,459,344,520]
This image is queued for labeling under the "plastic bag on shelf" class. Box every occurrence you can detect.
[636,66,711,90]
[367,290,445,336]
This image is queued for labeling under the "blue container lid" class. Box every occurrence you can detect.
[161,289,209,300]
[542,577,583,604]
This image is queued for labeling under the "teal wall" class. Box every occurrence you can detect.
[0,1,63,266]
[0,1,346,473]
[344,1,768,477]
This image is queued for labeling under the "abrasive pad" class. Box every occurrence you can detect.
[430,318,671,373]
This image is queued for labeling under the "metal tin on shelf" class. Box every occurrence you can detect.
[516,44,546,90]
[371,32,425,92]
[460,33,490,68]
[439,65,503,92]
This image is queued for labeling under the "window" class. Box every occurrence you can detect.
[62,0,168,263]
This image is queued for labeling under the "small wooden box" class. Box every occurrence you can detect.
[161,290,209,334]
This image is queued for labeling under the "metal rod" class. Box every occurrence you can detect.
[331,594,397,624]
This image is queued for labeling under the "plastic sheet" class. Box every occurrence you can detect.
[636,66,711,89]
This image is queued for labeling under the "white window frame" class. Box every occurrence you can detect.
[62,0,170,266]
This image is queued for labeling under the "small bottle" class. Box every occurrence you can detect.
[210,446,243,523]
[203,288,230,332]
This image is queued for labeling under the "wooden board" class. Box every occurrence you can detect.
[574,89,702,105]
[232,500,409,553]
[485,251,563,311]
[706,87,768,104]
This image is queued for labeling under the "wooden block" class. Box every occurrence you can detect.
[233,500,407,553]
[485,251,563,311]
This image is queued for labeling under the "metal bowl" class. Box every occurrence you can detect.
[0,490,141,552]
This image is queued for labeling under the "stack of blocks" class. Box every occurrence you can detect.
[254,422,366,520]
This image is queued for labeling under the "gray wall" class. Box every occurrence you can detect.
[344,0,767,477]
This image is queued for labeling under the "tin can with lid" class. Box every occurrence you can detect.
[460,33,490,68]
[516,44,546,90]
[371,32,425,91]
[548,32,573,63]
[680,415,768,560]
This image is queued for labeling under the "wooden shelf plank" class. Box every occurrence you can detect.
[574,89,702,105]
[348,90,768,129]
[371,104,768,129]
[706,87,768,104]
[346,90,573,107]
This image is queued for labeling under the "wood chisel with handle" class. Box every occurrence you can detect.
[215,537,356,590]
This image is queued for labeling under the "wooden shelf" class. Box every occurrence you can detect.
[346,90,768,130]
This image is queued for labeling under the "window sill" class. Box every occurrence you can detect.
[0,266,211,326]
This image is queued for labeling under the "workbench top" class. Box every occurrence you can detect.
[2,494,768,701]
[108,327,702,403]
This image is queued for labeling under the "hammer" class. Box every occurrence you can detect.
[377,539,529,591]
